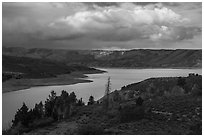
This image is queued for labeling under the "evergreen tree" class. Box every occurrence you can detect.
[61,90,69,101]
[69,92,77,104]
[45,91,57,117]
[104,77,111,109]
[12,102,30,127]
[32,101,44,119]
[60,90,70,106]
[88,95,95,105]
[77,98,85,106]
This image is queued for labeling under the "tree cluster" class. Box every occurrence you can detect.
[12,90,85,128]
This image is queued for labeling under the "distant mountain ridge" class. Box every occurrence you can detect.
[3,47,202,68]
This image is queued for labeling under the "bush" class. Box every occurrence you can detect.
[77,123,105,135]
[191,84,202,96]
[29,117,54,128]
[120,105,145,122]
[3,123,30,135]
[189,122,202,135]
[106,109,119,119]
[177,77,186,88]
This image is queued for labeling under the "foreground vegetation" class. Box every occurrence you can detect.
[3,73,202,135]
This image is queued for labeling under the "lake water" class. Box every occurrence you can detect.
[2,68,202,129]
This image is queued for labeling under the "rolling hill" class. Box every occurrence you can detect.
[3,47,202,68]
[3,55,102,79]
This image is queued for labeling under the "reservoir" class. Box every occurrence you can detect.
[2,68,202,129]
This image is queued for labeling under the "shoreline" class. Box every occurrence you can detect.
[93,66,202,70]
[2,70,106,93]
[2,67,201,93]
[2,79,93,93]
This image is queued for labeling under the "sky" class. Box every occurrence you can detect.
[2,2,202,50]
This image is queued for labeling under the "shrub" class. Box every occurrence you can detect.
[120,105,145,122]
[177,77,186,88]
[191,84,202,96]
[189,122,202,135]
[29,117,54,128]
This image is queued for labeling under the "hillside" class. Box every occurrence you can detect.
[3,55,103,79]
[4,74,202,135]
[3,47,202,68]
[2,55,105,92]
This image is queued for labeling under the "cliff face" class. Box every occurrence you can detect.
[3,47,202,68]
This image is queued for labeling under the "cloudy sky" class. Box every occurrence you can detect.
[2,2,202,50]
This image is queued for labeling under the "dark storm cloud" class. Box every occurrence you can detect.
[83,2,120,7]
[83,2,159,7]
[132,2,158,6]
[2,2,202,50]
[162,2,181,7]
[46,33,84,41]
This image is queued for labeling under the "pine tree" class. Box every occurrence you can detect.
[76,98,84,106]
[61,90,69,101]
[88,95,95,105]
[12,102,30,127]
[69,92,77,104]
[104,77,111,109]
[33,101,44,119]
[45,91,57,117]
